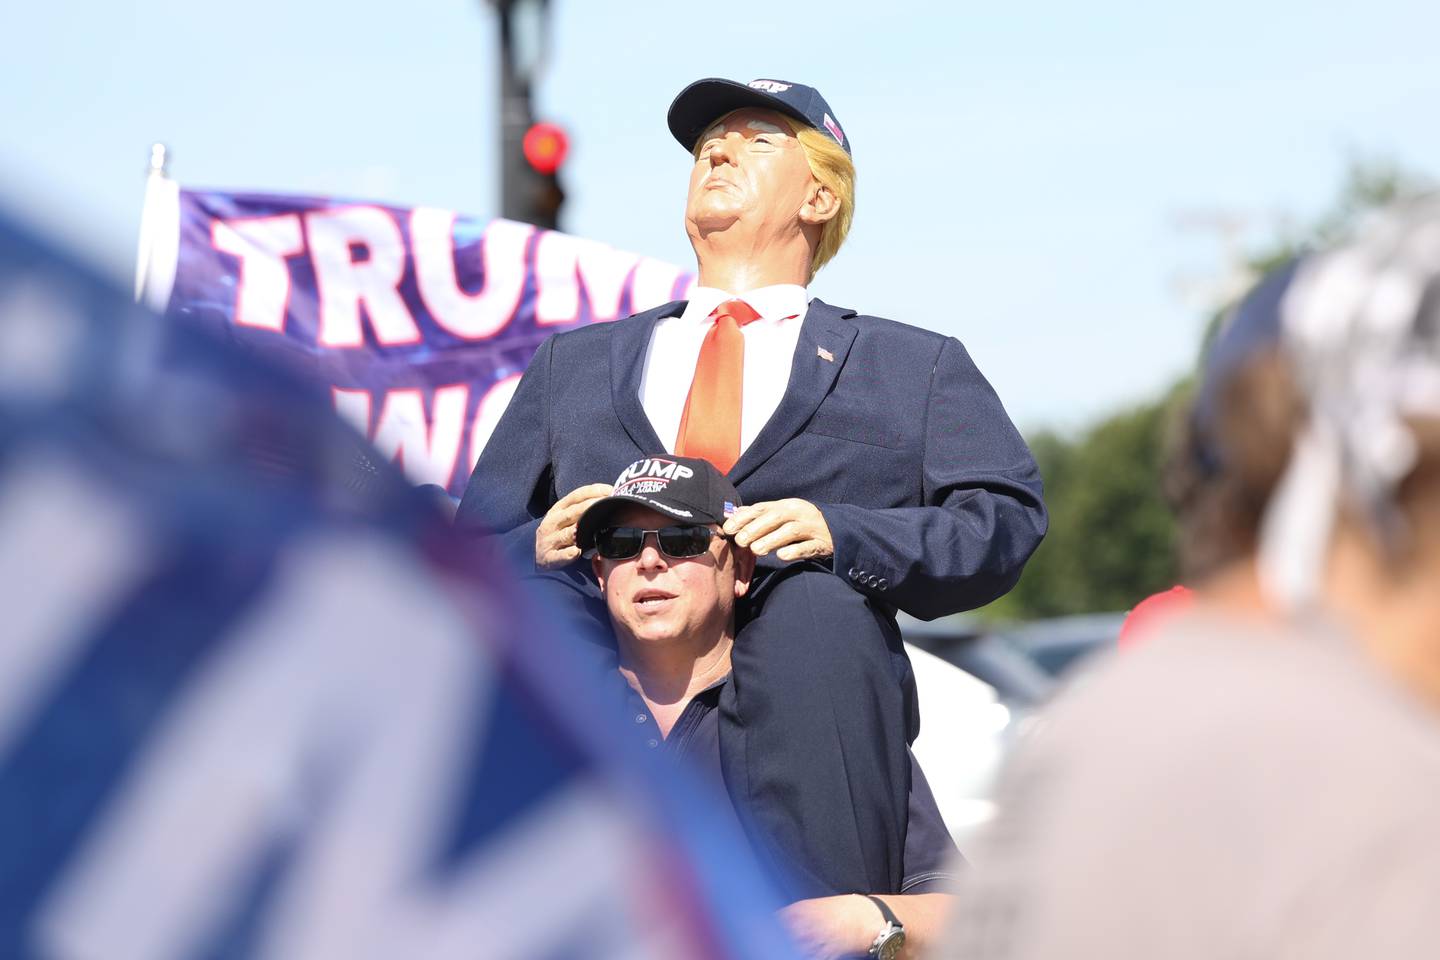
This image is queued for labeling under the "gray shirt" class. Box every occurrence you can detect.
[942,612,1440,959]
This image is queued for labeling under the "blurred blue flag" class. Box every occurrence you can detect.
[0,210,795,960]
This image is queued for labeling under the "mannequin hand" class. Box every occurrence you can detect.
[723,498,833,562]
[535,483,613,570]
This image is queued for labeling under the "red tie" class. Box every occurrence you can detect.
[675,298,762,473]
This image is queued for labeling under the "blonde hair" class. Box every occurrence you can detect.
[691,112,857,281]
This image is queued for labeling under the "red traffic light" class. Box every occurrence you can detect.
[522,122,569,176]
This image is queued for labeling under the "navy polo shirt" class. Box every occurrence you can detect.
[623,674,959,894]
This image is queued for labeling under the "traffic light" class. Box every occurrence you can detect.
[506,120,568,231]
[522,121,568,176]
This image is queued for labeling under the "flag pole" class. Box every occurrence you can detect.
[133,142,180,310]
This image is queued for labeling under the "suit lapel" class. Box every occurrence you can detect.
[610,300,685,455]
[730,298,858,484]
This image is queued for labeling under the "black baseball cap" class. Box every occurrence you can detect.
[667,77,851,156]
[576,456,742,551]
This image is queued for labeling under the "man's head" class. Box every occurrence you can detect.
[1166,196,1440,607]
[579,457,755,648]
[669,78,855,281]
[590,503,754,649]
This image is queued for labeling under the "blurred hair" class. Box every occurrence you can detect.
[1396,419,1440,540]
[1164,349,1307,581]
[1166,349,1440,581]
[692,112,856,281]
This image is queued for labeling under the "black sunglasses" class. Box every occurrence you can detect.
[594,525,723,560]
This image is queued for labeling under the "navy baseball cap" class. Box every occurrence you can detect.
[667,77,851,156]
[576,456,743,551]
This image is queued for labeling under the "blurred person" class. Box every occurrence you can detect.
[578,456,956,960]
[941,199,1440,959]
[456,76,1046,900]
[0,210,801,959]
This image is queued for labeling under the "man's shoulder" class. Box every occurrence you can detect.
[544,301,684,350]
[810,299,952,346]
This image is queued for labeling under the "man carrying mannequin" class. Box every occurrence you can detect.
[458,78,1045,899]
[580,456,956,960]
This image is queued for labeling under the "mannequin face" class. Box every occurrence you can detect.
[684,108,827,245]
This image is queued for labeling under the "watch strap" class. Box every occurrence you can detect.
[863,895,904,959]
[863,894,900,927]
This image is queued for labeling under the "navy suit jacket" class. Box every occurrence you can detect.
[456,298,1046,620]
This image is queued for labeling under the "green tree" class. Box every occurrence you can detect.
[981,391,1184,620]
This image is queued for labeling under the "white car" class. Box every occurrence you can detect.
[907,642,1012,846]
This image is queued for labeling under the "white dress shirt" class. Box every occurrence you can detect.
[638,284,809,456]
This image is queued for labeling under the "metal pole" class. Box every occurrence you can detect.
[496,0,530,224]
[496,1,521,223]
[491,0,556,227]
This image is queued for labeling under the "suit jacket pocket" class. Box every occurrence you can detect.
[805,401,910,450]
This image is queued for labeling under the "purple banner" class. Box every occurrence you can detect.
[157,189,694,496]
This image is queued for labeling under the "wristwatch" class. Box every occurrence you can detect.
[863,894,905,960]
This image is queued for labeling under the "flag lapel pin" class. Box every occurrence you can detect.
[817,346,834,363]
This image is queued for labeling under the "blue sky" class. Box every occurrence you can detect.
[5,0,1440,432]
